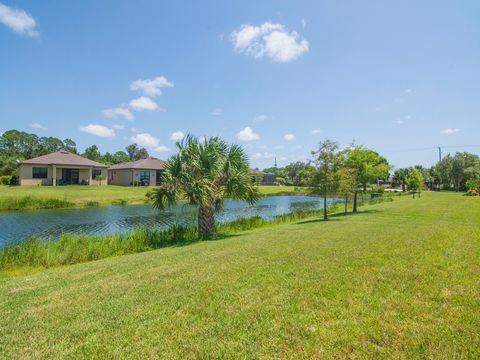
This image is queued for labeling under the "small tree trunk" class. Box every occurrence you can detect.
[323,195,327,220]
[353,191,358,213]
[344,196,348,216]
[402,180,405,192]
[198,204,216,239]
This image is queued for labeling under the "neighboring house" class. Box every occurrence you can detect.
[18,151,108,186]
[108,157,166,186]
[251,169,276,185]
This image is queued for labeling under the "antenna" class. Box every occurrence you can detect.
[438,147,442,162]
[274,157,277,168]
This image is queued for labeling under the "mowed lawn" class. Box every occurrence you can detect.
[0,193,479,358]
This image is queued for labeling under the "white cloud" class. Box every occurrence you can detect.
[130,133,160,148]
[30,122,46,130]
[0,3,38,37]
[284,133,295,141]
[252,152,274,159]
[154,145,170,153]
[129,96,159,111]
[211,108,222,116]
[231,21,309,62]
[130,76,173,97]
[237,126,260,141]
[170,130,185,141]
[130,127,143,133]
[311,129,323,134]
[111,124,125,130]
[80,124,115,138]
[102,106,134,121]
[442,128,460,135]
[253,114,268,122]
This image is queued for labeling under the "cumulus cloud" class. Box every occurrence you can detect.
[211,108,222,116]
[311,129,323,134]
[154,145,170,153]
[30,122,46,130]
[170,130,185,141]
[0,3,38,37]
[237,126,260,141]
[130,133,160,148]
[102,106,134,121]
[80,124,115,138]
[130,76,174,97]
[129,96,159,111]
[284,133,295,141]
[231,21,309,62]
[442,128,460,135]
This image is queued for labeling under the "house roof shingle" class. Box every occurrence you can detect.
[20,151,108,168]
[108,157,166,171]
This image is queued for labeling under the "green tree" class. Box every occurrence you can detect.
[342,145,391,212]
[435,153,480,191]
[148,135,259,239]
[83,145,101,162]
[126,144,149,161]
[392,168,410,192]
[63,139,77,153]
[310,140,340,221]
[407,169,423,198]
[336,166,357,215]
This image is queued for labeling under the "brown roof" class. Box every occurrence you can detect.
[108,157,166,171]
[20,151,108,168]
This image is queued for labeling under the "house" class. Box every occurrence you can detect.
[18,151,108,186]
[108,157,165,186]
[251,169,276,185]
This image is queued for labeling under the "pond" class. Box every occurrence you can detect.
[0,196,339,247]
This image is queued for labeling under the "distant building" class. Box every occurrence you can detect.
[108,157,166,186]
[18,151,108,186]
[251,169,276,185]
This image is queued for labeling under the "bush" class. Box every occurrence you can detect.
[0,175,13,185]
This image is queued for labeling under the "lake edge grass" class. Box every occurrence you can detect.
[0,196,392,275]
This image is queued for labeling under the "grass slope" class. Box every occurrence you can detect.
[0,185,304,210]
[0,193,479,358]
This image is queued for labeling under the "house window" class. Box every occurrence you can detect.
[32,167,48,179]
[139,171,150,183]
[92,169,102,178]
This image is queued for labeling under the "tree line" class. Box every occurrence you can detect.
[0,129,151,176]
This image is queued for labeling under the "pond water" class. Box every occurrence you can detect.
[0,196,338,247]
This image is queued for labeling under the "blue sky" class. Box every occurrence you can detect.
[0,1,479,169]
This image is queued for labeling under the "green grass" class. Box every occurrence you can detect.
[0,185,154,210]
[0,192,479,358]
[0,184,305,210]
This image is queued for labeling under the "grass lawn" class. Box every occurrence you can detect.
[0,185,305,210]
[0,192,479,358]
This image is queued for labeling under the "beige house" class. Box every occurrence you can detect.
[18,151,108,186]
[108,157,165,186]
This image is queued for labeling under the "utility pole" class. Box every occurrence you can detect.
[437,147,442,162]
[274,157,277,168]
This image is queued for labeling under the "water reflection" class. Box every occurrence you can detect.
[0,196,338,246]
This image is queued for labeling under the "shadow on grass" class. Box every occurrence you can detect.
[295,209,382,225]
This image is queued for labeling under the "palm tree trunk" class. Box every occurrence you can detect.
[353,191,358,213]
[198,204,216,239]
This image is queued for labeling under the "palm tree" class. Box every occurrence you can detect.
[149,135,260,239]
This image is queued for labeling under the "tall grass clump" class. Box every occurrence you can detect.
[0,196,74,211]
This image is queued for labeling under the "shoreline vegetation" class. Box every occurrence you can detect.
[0,195,392,275]
[0,185,307,211]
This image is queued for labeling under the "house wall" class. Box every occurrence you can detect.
[108,169,162,186]
[19,164,53,186]
[19,164,107,186]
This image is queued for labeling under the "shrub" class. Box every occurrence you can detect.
[0,175,13,185]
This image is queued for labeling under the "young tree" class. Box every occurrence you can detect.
[336,167,357,215]
[310,140,340,221]
[342,145,391,212]
[407,169,423,198]
[83,145,101,162]
[126,143,149,161]
[148,135,259,239]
